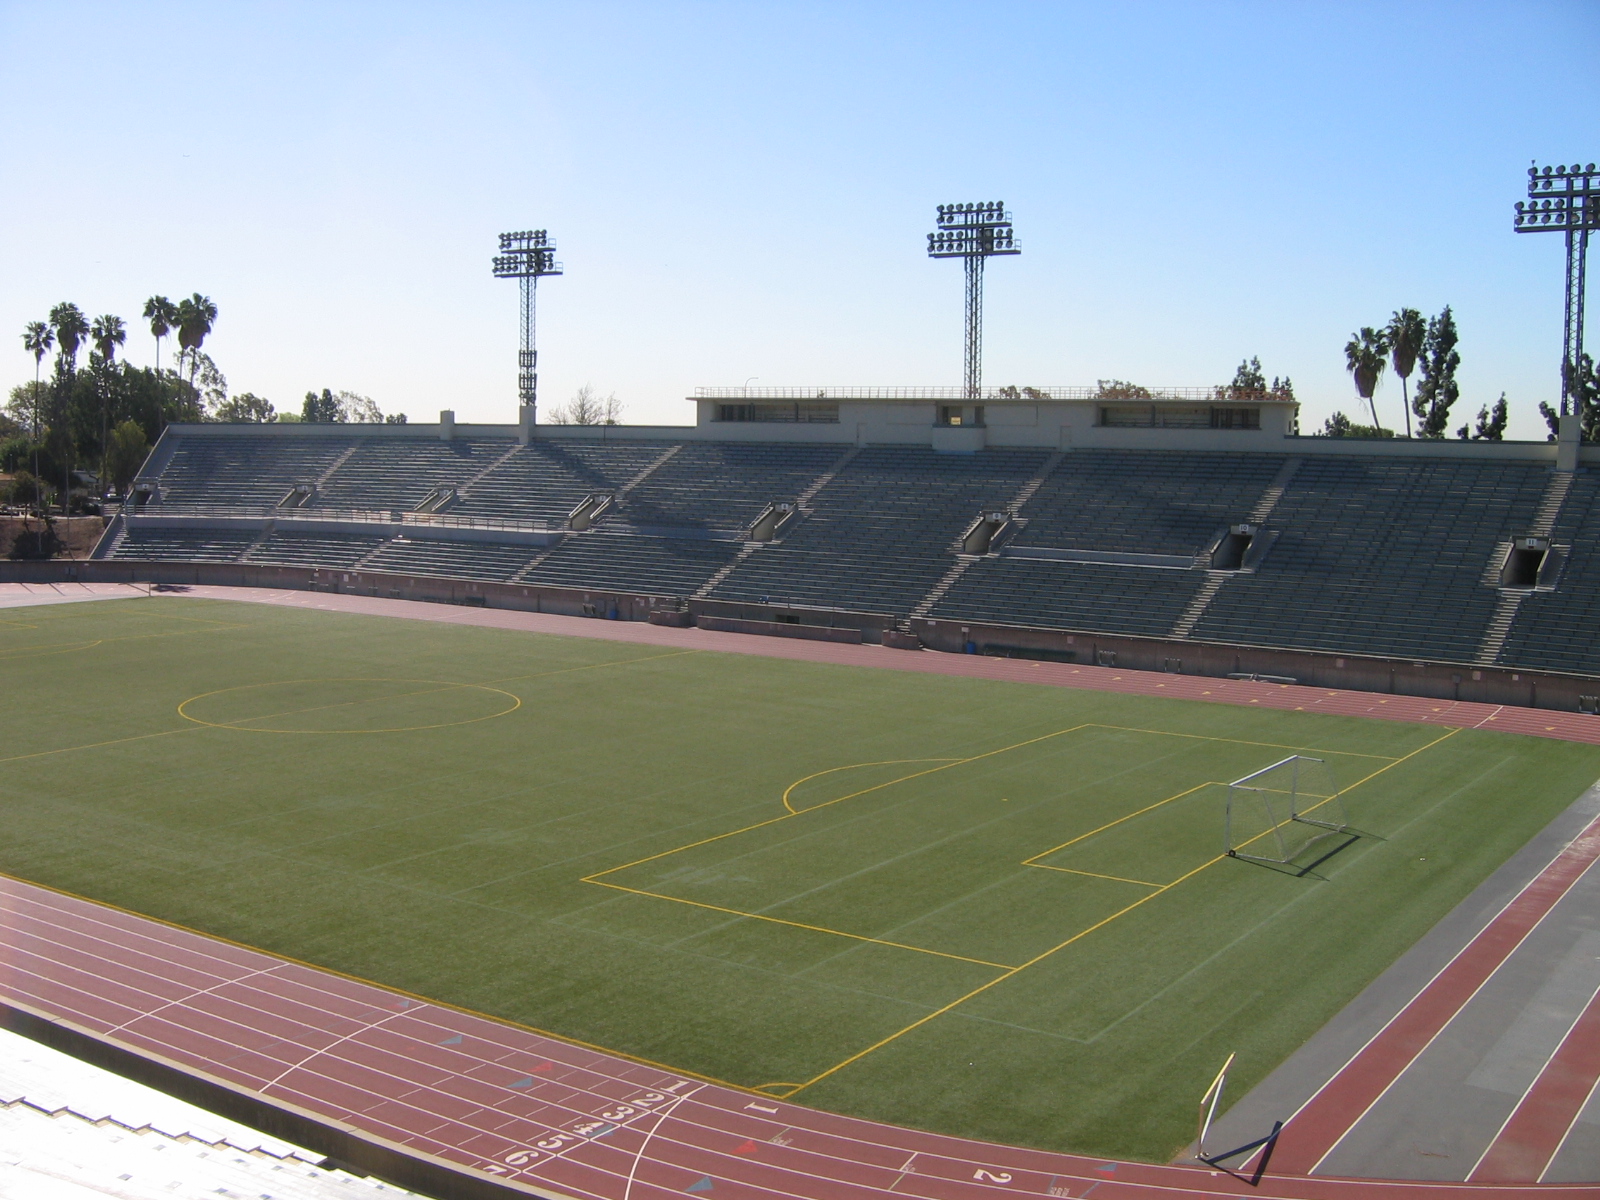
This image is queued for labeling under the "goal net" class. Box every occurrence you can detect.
[1224,755,1347,866]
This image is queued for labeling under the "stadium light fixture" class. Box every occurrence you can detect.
[493,229,563,421]
[1515,161,1598,415]
[927,202,1020,400]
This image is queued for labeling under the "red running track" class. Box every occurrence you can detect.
[1,873,1593,1200]
[1470,981,1600,1184]
[1266,811,1600,1179]
[3,583,1599,1195]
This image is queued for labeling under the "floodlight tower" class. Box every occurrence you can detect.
[927,202,1020,399]
[1515,161,1599,415]
[493,229,563,420]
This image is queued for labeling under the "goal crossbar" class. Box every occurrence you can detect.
[1224,755,1348,865]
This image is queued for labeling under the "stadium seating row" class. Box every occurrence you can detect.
[112,432,1592,675]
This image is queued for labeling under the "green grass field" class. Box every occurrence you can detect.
[3,596,1597,1162]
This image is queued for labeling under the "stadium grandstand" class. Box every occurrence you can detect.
[59,385,1600,712]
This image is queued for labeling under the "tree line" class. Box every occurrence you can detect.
[1331,306,1510,440]
[6,295,407,513]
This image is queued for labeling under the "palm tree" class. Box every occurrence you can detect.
[174,293,217,400]
[21,321,53,438]
[1386,308,1425,439]
[1344,327,1389,431]
[142,295,177,374]
[49,302,89,369]
[20,321,53,517]
[47,303,89,513]
[91,315,127,487]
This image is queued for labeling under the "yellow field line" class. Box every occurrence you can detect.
[585,879,1016,969]
[778,725,1465,1098]
[782,759,960,814]
[0,727,194,766]
[0,866,768,1098]
[1020,782,1215,865]
[586,724,1093,882]
[1026,865,1165,888]
[1086,723,1399,761]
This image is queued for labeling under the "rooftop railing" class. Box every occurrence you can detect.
[693,386,1283,402]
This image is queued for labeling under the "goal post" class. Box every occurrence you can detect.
[1224,755,1348,866]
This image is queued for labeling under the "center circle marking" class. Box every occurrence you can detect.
[177,677,522,734]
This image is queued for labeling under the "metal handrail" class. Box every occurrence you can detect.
[694,386,1282,402]
[401,512,552,533]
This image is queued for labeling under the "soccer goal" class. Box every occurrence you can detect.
[1224,755,1348,866]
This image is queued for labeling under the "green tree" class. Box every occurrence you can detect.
[211,392,276,422]
[301,388,344,422]
[104,419,151,495]
[142,296,178,374]
[1412,306,1460,439]
[90,314,127,484]
[173,293,217,398]
[1459,393,1508,441]
[1540,354,1600,441]
[1344,326,1389,430]
[20,320,53,438]
[1319,411,1393,438]
[1385,308,1425,438]
[47,303,90,508]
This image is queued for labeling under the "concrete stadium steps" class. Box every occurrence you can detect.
[315,438,515,511]
[243,531,391,570]
[152,437,353,505]
[1013,449,1289,555]
[450,440,677,524]
[520,531,747,597]
[710,446,1049,614]
[105,526,259,563]
[613,442,845,532]
[1497,470,1600,676]
[930,558,1210,639]
[355,536,541,582]
[1192,457,1550,663]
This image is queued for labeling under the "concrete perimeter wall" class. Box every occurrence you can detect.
[6,558,1594,713]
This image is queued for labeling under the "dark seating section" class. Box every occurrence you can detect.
[614,443,844,531]
[243,531,387,570]
[931,560,1206,638]
[451,442,675,524]
[156,438,351,505]
[1015,450,1287,555]
[358,537,541,583]
[116,431,1594,679]
[522,532,745,597]
[711,447,1048,614]
[109,526,258,562]
[1497,471,1600,676]
[316,439,515,511]
[1192,458,1549,663]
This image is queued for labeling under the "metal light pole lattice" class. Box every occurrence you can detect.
[493,229,563,420]
[1515,161,1599,415]
[928,202,1019,400]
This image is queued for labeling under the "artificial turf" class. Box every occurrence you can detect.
[2,595,1596,1162]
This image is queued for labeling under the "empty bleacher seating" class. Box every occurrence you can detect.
[1191,457,1549,663]
[931,559,1207,638]
[1014,450,1286,555]
[1496,470,1600,675]
[111,429,1596,680]
[710,447,1049,614]
[522,531,745,596]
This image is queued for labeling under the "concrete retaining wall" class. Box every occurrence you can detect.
[4,558,1594,712]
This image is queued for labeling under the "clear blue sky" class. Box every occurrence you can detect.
[2,1,1596,437]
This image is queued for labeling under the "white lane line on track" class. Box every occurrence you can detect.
[1299,827,1600,1175]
